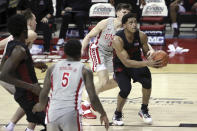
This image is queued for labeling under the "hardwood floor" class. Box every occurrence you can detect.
[0,63,197,131]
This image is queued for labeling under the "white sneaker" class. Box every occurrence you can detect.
[1,125,13,131]
[57,38,64,45]
[138,110,153,124]
[112,111,124,126]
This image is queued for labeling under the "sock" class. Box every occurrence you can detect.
[172,23,178,28]
[5,122,15,130]
[25,128,34,131]
[141,104,148,110]
[115,110,122,115]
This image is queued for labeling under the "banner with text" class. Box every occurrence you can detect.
[142,3,168,16]
[89,3,115,17]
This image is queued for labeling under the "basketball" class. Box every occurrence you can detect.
[152,50,168,67]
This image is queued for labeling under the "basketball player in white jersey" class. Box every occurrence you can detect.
[33,39,109,131]
[0,9,47,131]
[81,3,155,118]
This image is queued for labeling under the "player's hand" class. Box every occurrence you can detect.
[41,17,48,23]
[147,50,155,60]
[100,113,109,130]
[34,62,48,73]
[146,59,163,68]
[31,83,42,95]
[32,103,45,113]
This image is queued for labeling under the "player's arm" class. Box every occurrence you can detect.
[32,65,55,113]
[82,66,109,130]
[0,46,41,95]
[112,36,160,68]
[139,31,154,59]
[26,30,37,45]
[0,35,13,50]
[81,19,108,54]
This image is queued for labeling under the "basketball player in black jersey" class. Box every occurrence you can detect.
[0,14,46,131]
[112,13,163,126]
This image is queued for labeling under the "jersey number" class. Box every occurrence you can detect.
[62,72,70,88]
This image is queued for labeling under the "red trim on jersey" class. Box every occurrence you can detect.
[89,44,96,72]
[75,78,82,110]
[77,111,81,131]
[46,99,50,123]
[95,32,102,45]
[51,74,53,91]
[96,48,101,64]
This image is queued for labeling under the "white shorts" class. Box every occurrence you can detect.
[47,110,82,131]
[89,45,113,72]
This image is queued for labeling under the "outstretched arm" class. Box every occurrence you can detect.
[32,65,54,113]
[0,36,13,50]
[81,19,108,54]
[82,66,109,130]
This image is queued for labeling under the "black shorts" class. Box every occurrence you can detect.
[15,96,45,125]
[114,67,152,91]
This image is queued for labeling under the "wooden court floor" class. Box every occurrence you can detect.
[0,64,197,131]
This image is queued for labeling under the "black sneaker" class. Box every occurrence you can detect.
[138,109,153,124]
[112,111,124,126]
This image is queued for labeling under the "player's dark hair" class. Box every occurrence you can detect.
[116,3,132,12]
[8,14,27,37]
[122,12,136,24]
[64,39,82,59]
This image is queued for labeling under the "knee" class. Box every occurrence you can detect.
[141,78,152,89]
[119,89,131,99]
[99,79,108,88]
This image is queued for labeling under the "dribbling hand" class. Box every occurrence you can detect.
[32,103,45,113]
[100,114,109,131]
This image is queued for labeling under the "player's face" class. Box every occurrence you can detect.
[29,13,37,31]
[124,18,137,33]
[116,9,130,20]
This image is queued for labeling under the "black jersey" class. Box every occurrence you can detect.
[4,40,38,100]
[113,29,143,72]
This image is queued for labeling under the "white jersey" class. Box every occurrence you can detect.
[90,17,116,55]
[46,60,84,123]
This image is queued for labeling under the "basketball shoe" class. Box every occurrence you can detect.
[112,111,124,126]
[1,123,14,131]
[138,109,152,124]
[81,104,97,119]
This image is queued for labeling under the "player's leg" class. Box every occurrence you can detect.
[47,123,59,131]
[133,67,153,124]
[112,70,132,126]
[61,111,82,131]
[96,69,117,94]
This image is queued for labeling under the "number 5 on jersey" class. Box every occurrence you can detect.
[62,72,70,88]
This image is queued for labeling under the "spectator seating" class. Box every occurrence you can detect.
[177,11,197,32]
[140,0,168,45]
